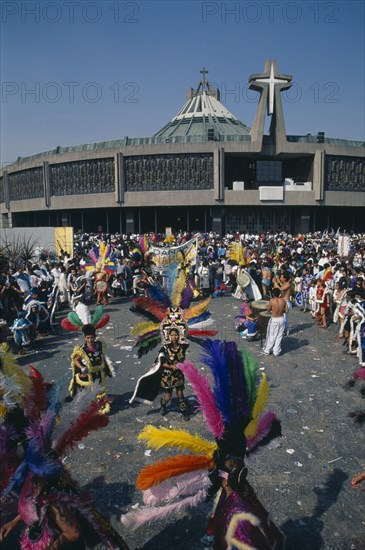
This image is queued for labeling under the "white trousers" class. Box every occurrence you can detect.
[263,316,285,356]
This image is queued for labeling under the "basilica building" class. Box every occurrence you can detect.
[1,60,364,234]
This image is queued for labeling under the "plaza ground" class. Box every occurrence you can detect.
[4,294,365,549]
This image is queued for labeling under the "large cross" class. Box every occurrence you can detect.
[200,67,209,87]
[250,62,291,115]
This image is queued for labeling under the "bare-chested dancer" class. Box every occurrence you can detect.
[262,287,288,356]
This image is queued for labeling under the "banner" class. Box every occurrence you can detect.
[55,227,74,256]
[149,233,203,270]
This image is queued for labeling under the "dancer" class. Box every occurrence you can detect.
[69,323,114,401]
[262,287,288,357]
[210,455,285,549]
[315,278,331,328]
[130,307,190,420]
[122,339,283,550]
[9,311,32,355]
[0,360,129,550]
[60,303,113,405]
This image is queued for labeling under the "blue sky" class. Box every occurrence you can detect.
[1,0,364,164]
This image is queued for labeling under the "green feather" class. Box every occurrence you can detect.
[241,349,259,413]
[92,305,103,326]
[67,311,83,328]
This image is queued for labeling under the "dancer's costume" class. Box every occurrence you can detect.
[9,312,32,351]
[0,349,129,549]
[129,307,190,412]
[314,280,330,318]
[122,339,284,549]
[83,241,116,305]
[129,263,217,407]
[61,304,114,406]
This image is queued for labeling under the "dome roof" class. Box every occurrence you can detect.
[154,69,251,140]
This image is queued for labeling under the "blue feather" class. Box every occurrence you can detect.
[165,264,179,299]
[48,373,69,414]
[92,243,99,259]
[187,312,210,325]
[225,342,249,424]
[2,462,29,496]
[147,283,170,308]
[200,340,231,424]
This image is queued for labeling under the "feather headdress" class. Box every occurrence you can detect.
[61,303,109,333]
[122,339,281,530]
[83,241,116,275]
[130,267,217,356]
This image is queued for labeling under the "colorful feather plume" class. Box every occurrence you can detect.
[241,349,259,412]
[133,296,166,321]
[121,488,209,530]
[244,372,269,439]
[94,314,110,329]
[353,367,365,381]
[180,284,193,310]
[170,269,187,308]
[187,329,218,337]
[246,411,281,453]
[23,367,49,422]
[178,360,224,438]
[147,283,170,309]
[53,399,109,457]
[137,454,214,490]
[61,318,80,332]
[131,321,160,337]
[184,297,211,321]
[138,425,216,455]
[92,305,104,326]
[67,311,84,329]
[0,346,31,411]
[142,471,211,506]
[137,335,161,358]
[225,342,249,425]
[228,241,244,264]
[200,340,232,425]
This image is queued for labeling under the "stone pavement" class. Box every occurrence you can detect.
[5,294,365,549]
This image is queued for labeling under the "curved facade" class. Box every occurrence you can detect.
[1,60,364,234]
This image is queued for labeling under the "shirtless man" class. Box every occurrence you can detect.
[278,271,292,335]
[262,287,288,356]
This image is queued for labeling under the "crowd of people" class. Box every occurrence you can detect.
[1,228,364,365]
[1,227,365,549]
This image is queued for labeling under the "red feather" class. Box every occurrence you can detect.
[23,366,48,421]
[133,296,166,321]
[188,330,218,337]
[61,318,80,332]
[95,314,110,329]
[53,400,109,456]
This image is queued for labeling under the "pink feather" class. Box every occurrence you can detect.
[142,471,211,506]
[353,367,365,381]
[121,488,208,531]
[178,360,224,438]
[89,250,98,263]
[246,411,278,451]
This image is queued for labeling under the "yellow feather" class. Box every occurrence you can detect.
[99,241,107,258]
[1,345,31,397]
[131,321,160,336]
[170,269,186,308]
[184,297,211,321]
[228,242,243,264]
[138,425,217,455]
[244,372,270,438]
